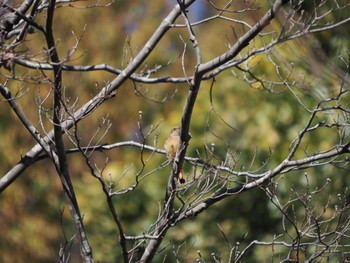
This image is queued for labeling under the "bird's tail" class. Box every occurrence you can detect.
[179,168,185,184]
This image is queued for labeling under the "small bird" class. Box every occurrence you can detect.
[164,127,185,183]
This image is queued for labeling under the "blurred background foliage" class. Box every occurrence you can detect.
[0,0,349,262]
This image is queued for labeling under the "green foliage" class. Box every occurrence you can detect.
[0,0,349,262]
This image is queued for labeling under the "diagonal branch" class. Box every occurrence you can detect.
[176,142,350,223]
[198,0,288,75]
[0,0,197,193]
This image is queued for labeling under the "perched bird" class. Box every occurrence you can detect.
[164,127,185,183]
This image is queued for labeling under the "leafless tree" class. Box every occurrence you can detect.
[0,0,350,262]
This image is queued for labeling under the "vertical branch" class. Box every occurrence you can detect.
[45,0,93,262]
[141,2,289,260]
[167,0,203,199]
[140,1,202,262]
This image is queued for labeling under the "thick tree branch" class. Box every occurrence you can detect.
[45,0,93,261]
